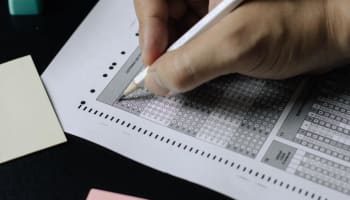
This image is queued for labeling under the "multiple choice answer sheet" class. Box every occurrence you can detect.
[42,1,350,199]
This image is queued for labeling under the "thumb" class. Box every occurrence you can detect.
[145,25,230,96]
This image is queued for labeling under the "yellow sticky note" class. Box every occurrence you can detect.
[0,56,66,164]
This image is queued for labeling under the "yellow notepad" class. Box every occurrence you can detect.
[0,56,66,164]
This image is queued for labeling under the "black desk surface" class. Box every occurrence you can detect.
[0,0,230,199]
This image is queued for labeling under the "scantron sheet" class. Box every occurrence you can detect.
[42,1,350,199]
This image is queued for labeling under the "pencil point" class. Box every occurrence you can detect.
[118,95,125,101]
[123,81,138,97]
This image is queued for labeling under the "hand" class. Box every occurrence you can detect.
[134,0,350,96]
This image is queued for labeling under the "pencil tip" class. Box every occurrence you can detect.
[123,82,138,97]
[118,95,125,101]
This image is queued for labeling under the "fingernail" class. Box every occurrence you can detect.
[147,72,169,96]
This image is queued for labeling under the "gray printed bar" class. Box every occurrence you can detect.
[97,47,144,105]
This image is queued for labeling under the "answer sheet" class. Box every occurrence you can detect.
[42,1,350,199]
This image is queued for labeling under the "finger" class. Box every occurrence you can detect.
[133,0,169,65]
[145,3,266,96]
[145,17,234,96]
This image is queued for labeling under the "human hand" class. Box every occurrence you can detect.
[134,0,350,96]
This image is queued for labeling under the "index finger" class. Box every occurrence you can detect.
[133,0,169,65]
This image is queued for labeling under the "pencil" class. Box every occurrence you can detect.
[123,0,245,98]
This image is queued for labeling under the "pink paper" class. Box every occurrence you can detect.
[86,189,147,200]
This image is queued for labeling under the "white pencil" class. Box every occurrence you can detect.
[123,0,245,97]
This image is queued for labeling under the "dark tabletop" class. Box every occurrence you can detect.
[0,0,231,199]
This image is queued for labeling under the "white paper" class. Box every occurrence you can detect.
[42,1,350,199]
[0,56,66,164]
